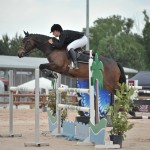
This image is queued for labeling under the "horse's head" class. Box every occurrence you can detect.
[18,31,36,58]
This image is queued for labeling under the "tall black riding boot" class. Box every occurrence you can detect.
[68,49,79,69]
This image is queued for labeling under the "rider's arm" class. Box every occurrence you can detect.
[52,32,66,49]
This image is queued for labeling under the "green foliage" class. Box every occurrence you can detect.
[114,33,146,69]
[89,14,148,71]
[9,34,23,56]
[0,34,10,55]
[47,91,67,122]
[0,33,45,57]
[142,10,150,69]
[109,83,134,139]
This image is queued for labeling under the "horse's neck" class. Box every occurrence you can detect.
[36,42,50,55]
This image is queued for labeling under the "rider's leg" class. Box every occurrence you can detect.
[67,36,88,69]
[68,48,78,69]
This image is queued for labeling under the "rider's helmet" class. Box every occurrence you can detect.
[51,24,63,32]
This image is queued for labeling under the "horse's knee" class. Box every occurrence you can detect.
[39,64,45,70]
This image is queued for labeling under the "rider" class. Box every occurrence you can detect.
[48,24,88,69]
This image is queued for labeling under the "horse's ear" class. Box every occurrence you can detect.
[23,31,29,37]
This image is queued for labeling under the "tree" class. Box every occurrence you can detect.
[142,10,150,69]
[9,34,23,56]
[0,33,44,58]
[89,15,146,70]
[0,34,10,55]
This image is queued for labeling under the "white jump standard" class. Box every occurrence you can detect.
[6,69,49,147]
[0,70,22,138]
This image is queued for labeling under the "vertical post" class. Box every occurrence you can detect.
[89,50,95,125]
[0,70,22,137]
[24,69,49,147]
[86,0,89,50]
[9,70,13,135]
[56,74,61,134]
[95,79,100,124]
[35,69,40,145]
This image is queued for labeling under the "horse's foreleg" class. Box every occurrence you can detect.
[39,63,58,79]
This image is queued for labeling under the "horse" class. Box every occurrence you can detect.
[18,31,126,94]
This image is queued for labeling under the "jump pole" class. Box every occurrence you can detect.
[0,70,22,137]
[95,79,100,124]
[48,73,61,136]
[56,73,62,135]
[130,116,150,119]
[88,50,95,125]
[24,69,49,147]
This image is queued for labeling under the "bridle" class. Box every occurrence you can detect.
[20,35,49,56]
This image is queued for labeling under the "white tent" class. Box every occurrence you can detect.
[17,77,53,94]
[17,77,68,94]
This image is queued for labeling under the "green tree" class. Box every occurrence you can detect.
[0,34,10,55]
[114,33,146,70]
[142,10,150,69]
[9,34,23,56]
[89,15,146,71]
[0,33,44,57]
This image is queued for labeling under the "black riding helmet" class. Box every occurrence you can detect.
[51,24,63,32]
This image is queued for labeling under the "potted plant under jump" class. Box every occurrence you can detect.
[109,83,134,148]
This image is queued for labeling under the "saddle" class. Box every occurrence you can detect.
[75,48,94,64]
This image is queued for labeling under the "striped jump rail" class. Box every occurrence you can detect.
[10,87,34,92]
[58,87,89,94]
[58,104,90,112]
[130,116,150,119]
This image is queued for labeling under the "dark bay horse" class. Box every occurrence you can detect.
[18,31,126,94]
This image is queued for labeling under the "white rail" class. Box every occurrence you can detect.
[58,87,89,94]
[58,104,90,112]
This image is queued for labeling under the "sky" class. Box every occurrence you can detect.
[0,0,150,39]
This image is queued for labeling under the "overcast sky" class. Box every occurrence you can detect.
[0,0,150,39]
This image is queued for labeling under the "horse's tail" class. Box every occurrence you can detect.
[117,63,126,83]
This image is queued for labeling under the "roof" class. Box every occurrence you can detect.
[0,55,48,69]
[123,67,138,73]
[0,55,138,73]
[130,71,150,86]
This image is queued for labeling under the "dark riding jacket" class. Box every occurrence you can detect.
[52,30,84,49]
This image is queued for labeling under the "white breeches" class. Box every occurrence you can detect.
[67,35,88,51]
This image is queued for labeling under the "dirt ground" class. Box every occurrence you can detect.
[0,108,150,150]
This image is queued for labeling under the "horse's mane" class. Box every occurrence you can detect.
[29,33,60,44]
[25,32,67,50]
[29,33,51,41]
